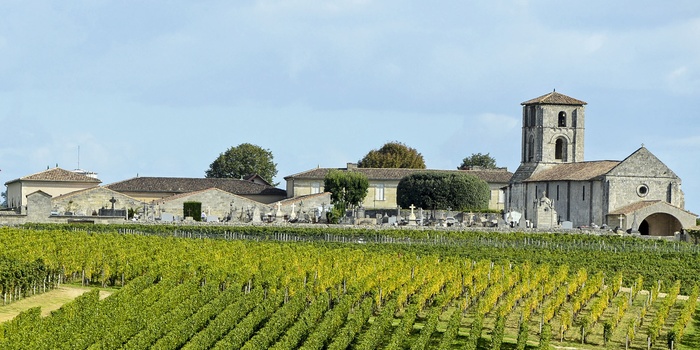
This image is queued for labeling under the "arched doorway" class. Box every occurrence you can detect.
[639,213,682,236]
[639,220,649,235]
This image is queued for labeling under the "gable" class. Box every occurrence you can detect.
[605,147,678,179]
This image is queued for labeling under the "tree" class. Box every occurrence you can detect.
[323,170,369,222]
[396,172,490,211]
[358,142,426,169]
[458,153,497,170]
[205,143,278,185]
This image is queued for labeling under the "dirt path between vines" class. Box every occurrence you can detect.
[0,286,112,323]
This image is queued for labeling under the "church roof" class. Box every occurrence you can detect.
[521,91,587,106]
[524,161,620,182]
[5,167,102,185]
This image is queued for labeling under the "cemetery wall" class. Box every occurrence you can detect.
[52,187,143,216]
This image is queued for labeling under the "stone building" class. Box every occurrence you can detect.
[506,91,696,235]
[104,176,287,204]
[4,167,101,211]
[285,164,513,211]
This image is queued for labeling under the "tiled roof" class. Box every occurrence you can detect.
[285,167,513,184]
[524,161,620,182]
[6,167,102,184]
[521,91,587,106]
[160,187,234,202]
[277,192,330,205]
[105,177,286,196]
[53,186,137,201]
[608,201,661,215]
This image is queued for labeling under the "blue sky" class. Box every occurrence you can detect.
[1,1,699,214]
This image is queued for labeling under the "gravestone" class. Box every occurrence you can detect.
[252,206,262,223]
[206,216,219,222]
[561,221,573,229]
[161,213,175,222]
[408,204,417,226]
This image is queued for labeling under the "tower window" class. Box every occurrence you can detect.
[558,111,567,127]
[527,136,535,162]
[555,138,567,161]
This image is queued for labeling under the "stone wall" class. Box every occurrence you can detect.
[52,187,144,217]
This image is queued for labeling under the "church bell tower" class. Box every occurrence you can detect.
[520,90,586,165]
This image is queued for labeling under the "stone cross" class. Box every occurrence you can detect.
[109,196,116,210]
[291,203,296,213]
[409,204,416,215]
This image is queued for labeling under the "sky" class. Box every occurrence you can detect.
[1,1,699,214]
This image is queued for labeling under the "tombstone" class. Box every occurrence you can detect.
[408,204,417,226]
[206,216,219,222]
[289,203,297,221]
[518,216,528,229]
[535,192,557,229]
[496,217,506,228]
[161,213,175,222]
[504,210,522,228]
[252,206,262,223]
[561,221,574,229]
[275,202,283,219]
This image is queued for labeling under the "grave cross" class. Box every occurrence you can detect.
[109,196,116,210]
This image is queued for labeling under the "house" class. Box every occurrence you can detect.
[284,163,513,211]
[4,167,101,212]
[506,91,695,235]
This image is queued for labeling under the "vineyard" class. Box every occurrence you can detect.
[0,225,698,349]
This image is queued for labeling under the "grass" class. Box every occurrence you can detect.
[0,285,113,323]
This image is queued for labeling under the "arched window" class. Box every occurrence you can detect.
[527,136,535,162]
[558,111,567,127]
[555,138,567,161]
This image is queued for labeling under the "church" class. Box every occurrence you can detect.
[505,91,696,236]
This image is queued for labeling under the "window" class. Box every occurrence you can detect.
[375,184,385,201]
[637,184,649,197]
[558,111,567,127]
[556,185,560,201]
[527,136,535,162]
[582,185,586,201]
[311,182,320,194]
[555,138,567,161]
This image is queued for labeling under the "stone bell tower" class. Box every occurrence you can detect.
[511,90,587,182]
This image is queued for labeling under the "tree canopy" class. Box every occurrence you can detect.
[323,170,369,212]
[358,141,426,169]
[397,172,490,211]
[458,152,497,169]
[205,143,278,185]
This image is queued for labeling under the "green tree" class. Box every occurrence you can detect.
[323,170,369,222]
[358,142,426,169]
[458,152,497,169]
[396,172,490,211]
[205,143,278,185]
